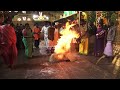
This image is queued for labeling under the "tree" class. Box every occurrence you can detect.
[110,13,118,23]
[87,11,96,23]
[107,11,118,24]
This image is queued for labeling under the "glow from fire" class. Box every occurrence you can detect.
[54,23,80,55]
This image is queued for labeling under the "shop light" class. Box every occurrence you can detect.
[22,11,26,14]
[46,16,49,20]
[39,12,42,16]
[39,16,43,19]
[27,18,31,21]
[43,15,46,18]
[33,14,39,19]
[17,18,21,21]
[22,17,26,21]
[14,11,18,12]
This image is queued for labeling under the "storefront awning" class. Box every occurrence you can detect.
[54,13,78,24]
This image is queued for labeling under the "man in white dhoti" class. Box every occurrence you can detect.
[41,22,50,49]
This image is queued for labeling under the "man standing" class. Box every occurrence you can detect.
[48,24,55,53]
[87,22,97,54]
[33,23,41,48]
[41,22,50,49]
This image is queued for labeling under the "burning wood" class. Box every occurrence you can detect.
[49,41,78,62]
[49,53,68,62]
[49,23,80,62]
[49,52,80,62]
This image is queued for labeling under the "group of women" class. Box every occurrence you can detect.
[79,19,116,59]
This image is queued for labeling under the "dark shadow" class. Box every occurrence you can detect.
[49,59,71,64]
[32,55,44,59]
[14,62,50,70]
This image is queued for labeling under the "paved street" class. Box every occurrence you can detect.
[0,46,119,79]
[0,11,120,79]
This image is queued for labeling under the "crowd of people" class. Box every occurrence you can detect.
[79,18,117,61]
[0,12,117,69]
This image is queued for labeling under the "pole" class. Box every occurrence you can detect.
[79,11,81,28]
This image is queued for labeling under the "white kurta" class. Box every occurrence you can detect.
[41,25,50,48]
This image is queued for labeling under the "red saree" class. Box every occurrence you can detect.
[1,25,18,66]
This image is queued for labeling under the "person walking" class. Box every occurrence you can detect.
[33,23,41,48]
[41,22,50,50]
[22,23,33,58]
[0,16,18,69]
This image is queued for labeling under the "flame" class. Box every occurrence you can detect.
[54,23,80,55]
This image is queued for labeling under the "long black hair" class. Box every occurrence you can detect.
[99,19,103,28]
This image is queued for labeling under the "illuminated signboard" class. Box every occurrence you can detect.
[27,18,31,21]
[32,14,49,21]
[63,11,77,17]
[17,17,31,21]
[22,17,26,21]
[17,18,21,21]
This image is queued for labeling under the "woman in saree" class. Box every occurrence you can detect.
[94,23,106,56]
[0,16,18,69]
[0,13,9,66]
[22,23,33,58]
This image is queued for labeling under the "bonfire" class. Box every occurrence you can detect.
[49,23,80,62]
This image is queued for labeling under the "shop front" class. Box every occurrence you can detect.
[12,13,50,29]
[12,14,34,28]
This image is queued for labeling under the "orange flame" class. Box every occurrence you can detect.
[54,23,80,55]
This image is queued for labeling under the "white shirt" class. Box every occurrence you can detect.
[41,25,50,38]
